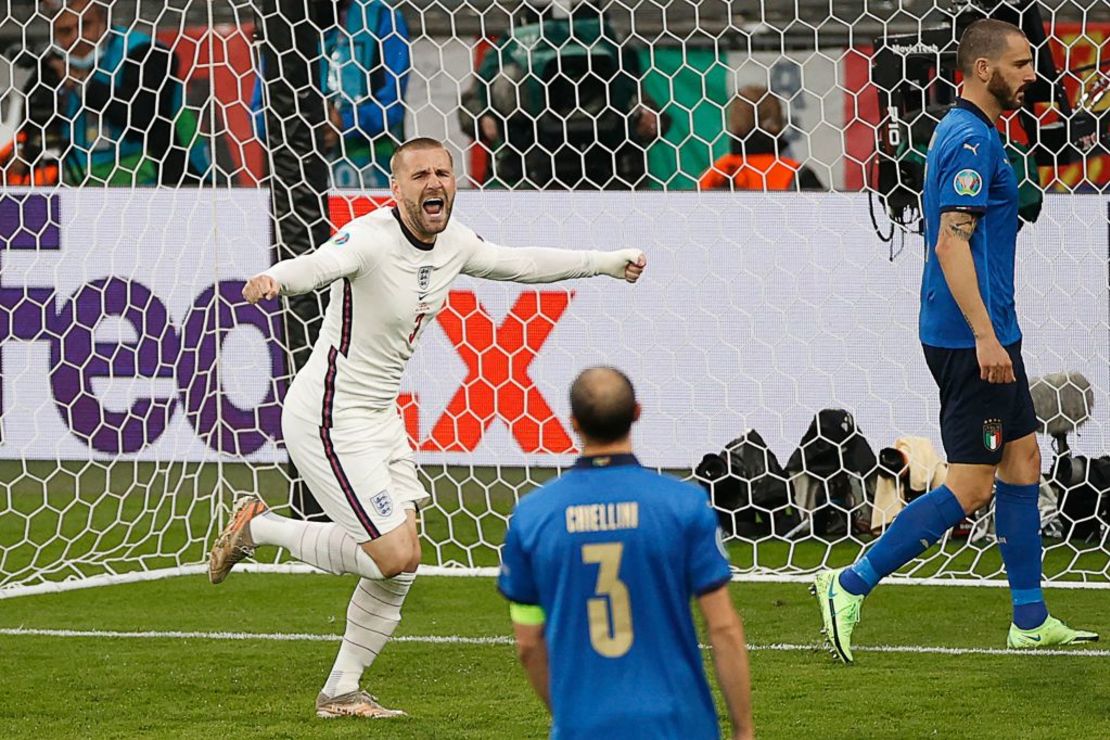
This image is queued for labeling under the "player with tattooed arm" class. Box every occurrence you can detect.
[813,19,1097,663]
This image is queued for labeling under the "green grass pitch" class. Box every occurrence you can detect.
[1,574,1108,739]
[1,462,1109,737]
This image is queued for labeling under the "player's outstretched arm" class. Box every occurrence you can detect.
[935,210,1014,384]
[463,237,646,285]
[242,228,373,304]
[697,585,754,740]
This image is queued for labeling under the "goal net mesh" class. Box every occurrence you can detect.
[1,0,1108,596]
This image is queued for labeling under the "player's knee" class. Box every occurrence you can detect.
[1024,445,1042,476]
[362,525,420,578]
[949,480,994,513]
[362,534,409,578]
[373,551,409,579]
[964,487,994,512]
[1000,437,1042,486]
[946,466,996,513]
[407,539,422,572]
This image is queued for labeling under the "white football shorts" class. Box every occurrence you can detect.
[282,406,430,541]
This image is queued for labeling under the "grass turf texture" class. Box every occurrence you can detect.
[1,574,1107,739]
[4,463,1109,587]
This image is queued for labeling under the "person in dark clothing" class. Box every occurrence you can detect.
[249,0,411,189]
[458,4,668,189]
[5,0,208,186]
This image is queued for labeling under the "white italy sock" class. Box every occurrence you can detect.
[322,572,415,697]
[249,512,384,580]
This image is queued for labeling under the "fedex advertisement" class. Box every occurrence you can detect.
[1,190,1108,467]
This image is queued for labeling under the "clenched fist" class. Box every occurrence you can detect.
[242,274,281,304]
[624,251,647,283]
[600,249,647,283]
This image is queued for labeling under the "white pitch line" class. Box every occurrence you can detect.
[0,627,511,644]
[0,627,1107,658]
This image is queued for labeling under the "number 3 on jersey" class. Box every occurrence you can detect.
[582,542,634,658]
[408,312,427,345]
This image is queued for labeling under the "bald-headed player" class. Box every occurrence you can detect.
[814,19,1097,664]
[208,138,646,718]
[499,367,753,740]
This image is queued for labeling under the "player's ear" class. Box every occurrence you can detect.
[974,56,991,82]
[632,403,642,423]
[570,414,581,435]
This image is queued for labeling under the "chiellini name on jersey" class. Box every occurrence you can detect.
[565,501,640,534]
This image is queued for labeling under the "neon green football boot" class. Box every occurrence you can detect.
[811,568,865,664]
[1007,616,1099,649]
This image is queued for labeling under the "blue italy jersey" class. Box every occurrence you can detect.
[498,454,732,740]
[920,99,1021,349]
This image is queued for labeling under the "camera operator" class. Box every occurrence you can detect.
[5,0,208,186]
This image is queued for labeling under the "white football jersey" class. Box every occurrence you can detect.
[268,206,627,425]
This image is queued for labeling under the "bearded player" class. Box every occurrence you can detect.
[208,138,646,717]
[813,20,1097,664]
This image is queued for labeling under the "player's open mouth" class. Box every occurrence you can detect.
[423,198,445,216]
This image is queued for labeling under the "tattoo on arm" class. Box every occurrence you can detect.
[959,308,979,335]
[941,211,979,241]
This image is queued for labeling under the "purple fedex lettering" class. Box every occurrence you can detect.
[2,194,289,455]
[50,278,179,454]
[0,194,60,250]
[178,281,285,456]
[0,194,62,423]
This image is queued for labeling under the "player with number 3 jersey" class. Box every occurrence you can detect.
[499,368,753,740]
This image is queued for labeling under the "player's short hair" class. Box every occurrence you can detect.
[390,138,453,177]
[957,19,1026,76]
[570,367,637,443]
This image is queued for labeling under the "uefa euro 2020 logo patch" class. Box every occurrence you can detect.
[370,491,394,518]
[332,230,350,246]
[953,169,982,197]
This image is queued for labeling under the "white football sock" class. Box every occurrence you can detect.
[322,572,415,697]
[249,512,384,580]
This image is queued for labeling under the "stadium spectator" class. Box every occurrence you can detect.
[2,0,208,186]
[250,0,411,189]
[499,367,754,740]
[699,85,824,192]
[457,3,668,189]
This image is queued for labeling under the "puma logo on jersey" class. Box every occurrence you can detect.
[962,142,980,156]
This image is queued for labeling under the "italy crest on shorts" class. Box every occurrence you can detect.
[983,419,1003,452]
[370,491,394,518]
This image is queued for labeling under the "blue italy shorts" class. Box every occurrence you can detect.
[922,340,1038,465]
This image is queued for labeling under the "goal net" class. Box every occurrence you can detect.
[1,0,1109,598]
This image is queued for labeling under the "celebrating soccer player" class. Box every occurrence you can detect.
[207,138,646,718]
[499,367,754,740]
[813,19,1098,664]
